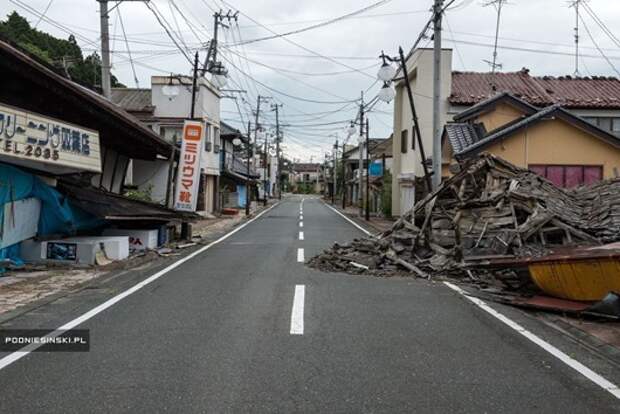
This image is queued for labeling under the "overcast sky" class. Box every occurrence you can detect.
[3,0,620,161]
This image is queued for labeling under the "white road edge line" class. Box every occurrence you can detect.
[290,285,305,335]
[299,222,303,228]
[0,202,281,372]
[323,202,373,237]
[299,231,304,241]
[297,248,305,262]
[444,282,620,400]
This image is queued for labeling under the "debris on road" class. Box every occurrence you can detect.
[309,154,620,302]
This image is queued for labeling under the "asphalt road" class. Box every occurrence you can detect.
[0,195,618,413]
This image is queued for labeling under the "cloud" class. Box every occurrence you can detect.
[3,0,620,161]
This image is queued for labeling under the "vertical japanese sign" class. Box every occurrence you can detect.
[174,120,204,212]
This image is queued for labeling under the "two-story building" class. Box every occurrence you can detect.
[112,76,222,216]
[391,48,620,216]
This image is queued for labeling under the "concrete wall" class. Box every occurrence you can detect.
[391,48,453,216]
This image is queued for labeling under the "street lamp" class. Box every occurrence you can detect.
[377,82,396,103]
[377,60,397,82]
[347,122,357,137]
[377,48,432,195]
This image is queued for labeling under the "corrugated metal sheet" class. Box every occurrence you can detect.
[110,88,154,113]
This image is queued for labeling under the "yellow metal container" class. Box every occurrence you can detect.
[529,251,620,301]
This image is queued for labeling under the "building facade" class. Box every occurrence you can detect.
[391,48,620,216]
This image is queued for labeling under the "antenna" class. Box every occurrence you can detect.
[482,0,506,73]
[569,0,585,76]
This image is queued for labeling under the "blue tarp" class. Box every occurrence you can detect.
[237,184,247,208]
[0,163,103,270]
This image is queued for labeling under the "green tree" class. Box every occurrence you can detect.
[0,11,124,89]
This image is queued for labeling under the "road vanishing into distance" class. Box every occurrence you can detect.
[0,195,618,413]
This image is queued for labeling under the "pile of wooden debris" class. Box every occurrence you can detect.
[309,154,620,289]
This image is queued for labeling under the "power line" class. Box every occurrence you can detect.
[577,10,620,77]
[34,0,55,29]
[229,0,393,46]
[145,1,194,64]
[117,6,139,88]
[219,0,376,80]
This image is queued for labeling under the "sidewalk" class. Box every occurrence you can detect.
[0,201,277,319]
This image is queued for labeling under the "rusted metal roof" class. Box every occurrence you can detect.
[450,69,620,109]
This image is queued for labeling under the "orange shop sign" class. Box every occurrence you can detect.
[173,120,204,212]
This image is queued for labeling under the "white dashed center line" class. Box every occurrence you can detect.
[299,222,303,228]
[299,231,304,240]
[297,248,305,262]
[290,285,305,335]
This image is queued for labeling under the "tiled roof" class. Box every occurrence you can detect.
[444,123,480,154]
[110,88,154,113]
[456,104,620,158]
[450,69,620,109]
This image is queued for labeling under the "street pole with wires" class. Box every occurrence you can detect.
[358,91,364,217]
[332,139,338,205]
[272,103,283,200]
[432,0,444,190]
[342,140,347,210]
[365,118,370,221]
[190,51,199,119]
[246,120,251,217]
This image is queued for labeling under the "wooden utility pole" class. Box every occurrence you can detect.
[358,91,364,217]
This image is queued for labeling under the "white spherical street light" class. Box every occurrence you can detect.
[162,84,180,99]
[211,73,228,89]
[377,62,397,82]
[232,137,242,146]
[377,82,396,103]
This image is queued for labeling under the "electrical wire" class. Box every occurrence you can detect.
[34,0,55,29]
[117,7,139,88]
[145,1,193,64]
[577,12,620,77]
[229,0,393,46]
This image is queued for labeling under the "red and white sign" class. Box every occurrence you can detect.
[174,120,204,211]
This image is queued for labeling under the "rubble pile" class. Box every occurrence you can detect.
[309,154,620,288]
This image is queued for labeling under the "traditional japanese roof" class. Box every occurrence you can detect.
[455,104,620,159]
[452,91,538,122]
[444,123,480,154]
[0,40,172,160]
[450,69,620,109]
[110,88,154,113]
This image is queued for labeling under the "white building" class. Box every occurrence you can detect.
[112,75,222,216]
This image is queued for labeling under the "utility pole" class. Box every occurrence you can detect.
[365,118,370,222]
[254,95,270,203]
[246,120,251,217]
[483,0,505,73]
[263,133,269,206]
[332,140,338,205]
[190,51,199,119]
[358,91,364,217]
[272,103,283,200]
[202,9,238,76]
[432,0,444,190]
[342,140,347,210]
[98,0,147,99]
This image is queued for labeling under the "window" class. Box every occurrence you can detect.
[612,118,620,133]
[400,129,408,154]
[529,165,603,188]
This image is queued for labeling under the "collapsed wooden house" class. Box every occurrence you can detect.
[309,154,620,285]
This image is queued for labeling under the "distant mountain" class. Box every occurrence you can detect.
[0,11,125,90]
